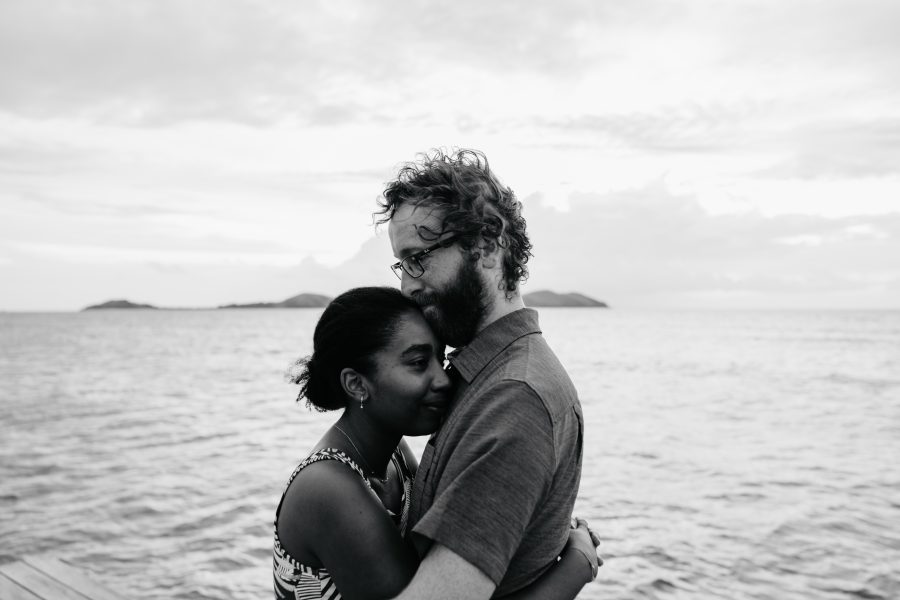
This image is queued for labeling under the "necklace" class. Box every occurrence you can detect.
[333,424,388,483]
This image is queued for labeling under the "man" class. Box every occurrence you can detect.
[377,149,586,598]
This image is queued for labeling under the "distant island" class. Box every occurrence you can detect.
[218,293,332,309]
[523,290,608,308]
[83,299,158,310]
[83,290,607,311]
[81,293,333,311]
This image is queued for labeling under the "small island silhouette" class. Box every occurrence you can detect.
[523,290,608,308]
[83,299,159,310]
[218,293,332,309]
[83,290,608,311]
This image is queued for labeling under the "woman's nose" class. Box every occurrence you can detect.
[432,363,452,391]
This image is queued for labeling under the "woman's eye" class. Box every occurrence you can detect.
[408,358,429,370]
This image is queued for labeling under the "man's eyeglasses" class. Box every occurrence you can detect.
[391,235,458,280]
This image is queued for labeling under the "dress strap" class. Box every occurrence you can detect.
[390,449,414,536]
[300,447,371,486]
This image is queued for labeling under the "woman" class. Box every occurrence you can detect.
[274,287,599,600]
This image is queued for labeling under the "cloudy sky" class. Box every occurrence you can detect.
[2,0,898,311]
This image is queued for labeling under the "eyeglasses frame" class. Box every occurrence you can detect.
[390,234,459,280]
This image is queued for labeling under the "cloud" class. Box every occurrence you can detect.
[533,102,757,154]
[0,0,598,125]
[716,0,900,78]
[519,182,900,307]
[2,0,899,310]
[754,119,900,179]
[3,186,899,310]
[0,0,351,125]
[7,235,296,264]
[6,0,895,128]
[0,232,398,311]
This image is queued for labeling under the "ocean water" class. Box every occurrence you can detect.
[1,308,898,600]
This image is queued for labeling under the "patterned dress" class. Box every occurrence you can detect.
[273,447,413,600]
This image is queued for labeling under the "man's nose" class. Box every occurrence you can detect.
[400,272,422,298]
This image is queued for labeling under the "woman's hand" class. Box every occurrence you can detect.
[501,516,603,599]
[564,517,603,583]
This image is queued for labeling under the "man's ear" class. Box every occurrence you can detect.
[479,251,499,269]
[339,368,370,403]
[477,214,505,269]
[476,237,502,269]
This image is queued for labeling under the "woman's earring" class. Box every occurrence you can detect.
[359,393,366,410]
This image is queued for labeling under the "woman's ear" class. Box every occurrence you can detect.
[339,368,370,404]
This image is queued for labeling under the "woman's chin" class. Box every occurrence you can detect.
[406,413,445,436]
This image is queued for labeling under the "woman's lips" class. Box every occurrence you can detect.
[421,399,448,412]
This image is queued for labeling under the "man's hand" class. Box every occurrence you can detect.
[565,517,603,582]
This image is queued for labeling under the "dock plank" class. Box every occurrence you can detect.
[0,560,89,599]
[0,572,44,600]
[23,556,118,600]
[0,557,116,600]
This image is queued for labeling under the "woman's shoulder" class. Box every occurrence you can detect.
[277,448,384,563]
[282,448,373,508]
[276,447,420,597]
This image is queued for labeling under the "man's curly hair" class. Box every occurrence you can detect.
[375,148,532,297]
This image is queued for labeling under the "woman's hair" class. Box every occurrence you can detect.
[287,287,419,411]
[374,148,532,298]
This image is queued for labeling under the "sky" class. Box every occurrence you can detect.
[1,0,899,311]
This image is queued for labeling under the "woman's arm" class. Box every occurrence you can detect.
[502,519,601,600]
[277,460,419,600]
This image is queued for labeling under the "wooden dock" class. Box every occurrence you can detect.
[0,555,117,600]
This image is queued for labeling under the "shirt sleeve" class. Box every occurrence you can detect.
[410,380,556,585]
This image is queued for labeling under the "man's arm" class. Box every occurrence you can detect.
[392,543,495,600]
[391,526,598,600]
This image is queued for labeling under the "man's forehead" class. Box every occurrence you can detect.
[388,203,445,253]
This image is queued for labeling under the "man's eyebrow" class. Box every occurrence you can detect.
[400,343,433,357]
[397,232,455,259]
[396,245,420,259]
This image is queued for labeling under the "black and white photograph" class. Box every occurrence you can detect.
[1,1,898,599]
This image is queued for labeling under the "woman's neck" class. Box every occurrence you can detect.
[333,412,399,480]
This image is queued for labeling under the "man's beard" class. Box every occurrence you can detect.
[417,258,491,348]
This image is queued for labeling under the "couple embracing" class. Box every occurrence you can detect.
[274,149,601,600]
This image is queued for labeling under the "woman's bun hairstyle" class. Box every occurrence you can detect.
[287,287,420,411]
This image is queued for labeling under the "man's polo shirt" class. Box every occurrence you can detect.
[407,308,583,596]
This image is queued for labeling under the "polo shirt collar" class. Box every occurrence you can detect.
[448,308,541,383]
